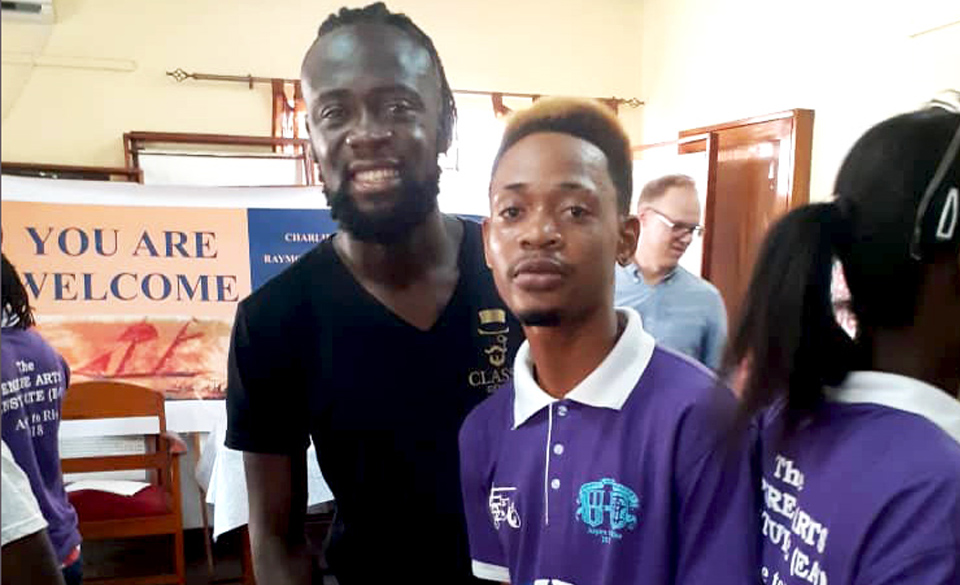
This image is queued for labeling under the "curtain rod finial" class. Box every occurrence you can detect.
[167,68,191,83]
[617,97,645,108]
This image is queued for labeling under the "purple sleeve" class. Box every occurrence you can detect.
[459,416,509,583]
[673,396,758,585]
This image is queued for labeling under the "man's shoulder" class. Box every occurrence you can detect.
[634,348,740,468]
[460,382,515,442]
[674,267,722,297]
[455,217,492,275]
[671,268,726,320]
[238,240,334,325]
[638,346,734,413]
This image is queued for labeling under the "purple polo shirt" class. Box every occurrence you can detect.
[758,372,960,585]
[1,323,81,564]
[459,308,755,585]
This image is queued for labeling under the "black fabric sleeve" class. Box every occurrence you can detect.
[225,302,309,454]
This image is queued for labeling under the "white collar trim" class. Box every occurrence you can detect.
[826,371,960,445]
[512,307,655,429]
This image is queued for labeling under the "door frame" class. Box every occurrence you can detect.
[676,109,814,280]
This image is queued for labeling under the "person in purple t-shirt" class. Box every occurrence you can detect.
[726,93,960,585]
[458,97,756,585]
[1,253,82,585]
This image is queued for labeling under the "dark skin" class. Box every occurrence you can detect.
[1,530,67,585]
[484,132,639,398]
[870,253,960,395]
[303,22,461,332]
[243,23,462,585]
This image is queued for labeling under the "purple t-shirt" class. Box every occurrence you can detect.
[1,325,81,563]
[459,308,755,585]
[758,372,960,585]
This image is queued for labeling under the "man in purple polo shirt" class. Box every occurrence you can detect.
[459,98,755,585]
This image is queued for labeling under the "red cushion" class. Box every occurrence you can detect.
[69,486,171,521]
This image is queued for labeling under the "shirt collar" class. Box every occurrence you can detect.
[512,307,656,429]
[826,371,960,445]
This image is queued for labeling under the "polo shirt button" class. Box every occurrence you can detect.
[553,444,564,455]
[557,405,568,417]
[550,478,561,490]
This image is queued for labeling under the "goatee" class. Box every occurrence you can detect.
[324,167,441,245]
[517,310,563,327]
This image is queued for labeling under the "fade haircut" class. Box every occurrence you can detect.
[306,2,457,152]
[637,174,696,208]
[492,97,633,215]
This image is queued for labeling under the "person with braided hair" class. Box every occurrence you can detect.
[1,253,82,585]
[225,4,521,584]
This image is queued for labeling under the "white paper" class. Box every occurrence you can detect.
[65,480,150,496]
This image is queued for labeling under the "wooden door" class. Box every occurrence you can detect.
[630,134,717,277]
[679,110,813,327]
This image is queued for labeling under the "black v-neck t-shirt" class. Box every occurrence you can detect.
[226,219,523,584]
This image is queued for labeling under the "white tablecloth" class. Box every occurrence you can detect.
[196,420,335,540]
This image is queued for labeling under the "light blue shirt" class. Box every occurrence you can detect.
[614,264,727,369]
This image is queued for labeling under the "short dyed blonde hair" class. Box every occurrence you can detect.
[492,97,633,214]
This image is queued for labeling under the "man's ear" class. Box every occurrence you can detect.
[618,214,640,266]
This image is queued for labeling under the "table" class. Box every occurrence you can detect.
[195,420,335,540]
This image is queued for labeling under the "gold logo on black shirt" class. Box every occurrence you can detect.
[477,309,508,335]
[469,308,512,391]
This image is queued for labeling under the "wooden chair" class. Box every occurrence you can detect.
[61,381,187,585]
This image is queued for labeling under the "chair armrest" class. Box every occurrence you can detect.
[161,431,188,456]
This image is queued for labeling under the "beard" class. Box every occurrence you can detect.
[324,166,441,245]
[516,309,563,327]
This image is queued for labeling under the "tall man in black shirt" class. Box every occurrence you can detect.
[225,4,522,584]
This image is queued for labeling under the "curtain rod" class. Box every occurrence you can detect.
[165,68,644,109]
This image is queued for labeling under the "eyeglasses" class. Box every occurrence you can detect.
[910,90,960,261]
[648,208,704,237]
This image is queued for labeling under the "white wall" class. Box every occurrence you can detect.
[637,0,960,201]
[1,0,644,167]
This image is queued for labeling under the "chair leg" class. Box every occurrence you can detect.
[174,528,187,585]
[199,495,215,577]
[193,433,217,579]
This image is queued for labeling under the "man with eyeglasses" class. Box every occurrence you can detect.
[615,174,727,369]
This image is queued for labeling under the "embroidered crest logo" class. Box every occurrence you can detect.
[468,309,512,393]
[575,478,639,544]
[489,486,521,530]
